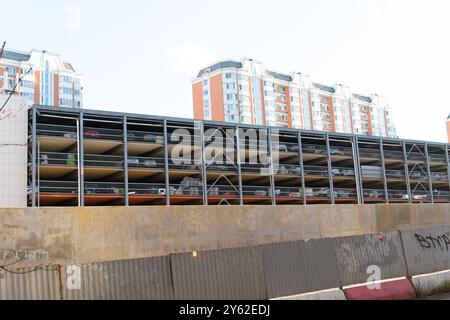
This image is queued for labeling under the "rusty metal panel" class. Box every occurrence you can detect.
[400,226,450,276]
[171,246,266,300]
[262,239,340,298]
[334,232,407,286]
[61,256,173,300]
[0,266,61,300]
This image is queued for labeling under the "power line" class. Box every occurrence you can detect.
[0,66,33,115]
[0,41,5,59]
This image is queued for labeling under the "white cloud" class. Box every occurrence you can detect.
[167,43,221,77]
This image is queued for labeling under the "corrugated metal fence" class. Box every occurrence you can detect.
[1,225,449,300]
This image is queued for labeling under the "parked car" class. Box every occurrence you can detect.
[278,144,288,152]
[143,159,157,167]
[289,145,300,152]
[143,134,157,142]
[84,129,100,138]
[330,148,344,156]
[341,169,355,176]
[303,145,316,154]
[63,132,77,139]
[127,158,139,167]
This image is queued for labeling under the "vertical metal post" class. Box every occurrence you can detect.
[123,116,129,206]
[424,143,434,203]
[31,108,37,207]
[37,141,40,207]
[325,134,335,204]
[76,119,81,206]
[235,126,244,205]
[379,137,389,203]
[352,136,363,204]
[297,131,307,205]
[267,128,276,205]
[199,122,208,205]
[446,144,450,192]
[79,112,85,206]
[402,141,412,203]
[163,120,170,206]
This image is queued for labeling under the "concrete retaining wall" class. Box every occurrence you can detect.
[412,270,450,298]
[0,204,450,267]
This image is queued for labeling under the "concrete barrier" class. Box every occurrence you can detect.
[344,278,416,300]
[271,288,347,300]
[411,270,450,298]
[0,204,449,267]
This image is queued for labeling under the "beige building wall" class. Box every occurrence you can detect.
[0,94,28,207]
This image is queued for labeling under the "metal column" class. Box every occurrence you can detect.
[297,131,307,205]
[424,143,434,203]
[446,145,450,191]
[352,136,363,204]
[267,128,276,206]
[123,116,129,206]
[163,120,170,206]
[235,126,244,205]
[199,122,208,206]
[325,134,335,204]
[31,108,37,207]
[402,141,412,203]
[379,137,389,203]
[79,112,85,206]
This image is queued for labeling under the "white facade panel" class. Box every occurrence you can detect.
[0,94,28,207]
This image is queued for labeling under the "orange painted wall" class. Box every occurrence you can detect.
[53,74,59,107]
[285,87,292,128]
[192,81,204,120]
[248,77,254,124]
[260,79,266,125]
[447,120,450,143]
[34,71,40,105]
[209,74,225,122]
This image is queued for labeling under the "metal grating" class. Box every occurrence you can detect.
[0,266,61,300]
[60,256,173,300]
[170,246,266,300]
[262,238,340,298]
[334,232,407,286]
[400,225,450,276]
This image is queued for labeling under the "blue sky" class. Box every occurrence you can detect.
[2,0,449,142]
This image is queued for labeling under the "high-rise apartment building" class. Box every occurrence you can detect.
[447,114,450,143]
[0,48,82,108]
[192,58,396,137]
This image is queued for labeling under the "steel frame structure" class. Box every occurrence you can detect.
[29,105,450,207]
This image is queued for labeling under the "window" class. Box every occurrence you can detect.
[5,67,16,74]
[204,109,210,117]
[60,87,73,94]
[59,98,73,106]
[62,76,72,83]
[203,79,208,85]
[203,89,209,96]
[225,73,232,79]
[20,80,34,88]
[20,92,34,100]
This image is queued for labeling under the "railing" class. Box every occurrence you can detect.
[84,154,124,167]
[362,189,386,199]
[84,182,124,195]
[127,156,164,169]
[128,183,166,195]
[39,152,78,166]
[36,124,77,139]
[431,172,448,181]
[83,127,123,141]
[127,130,164,144]
[39,181,78,194]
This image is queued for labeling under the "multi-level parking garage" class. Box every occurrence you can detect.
[28,105,450,207]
